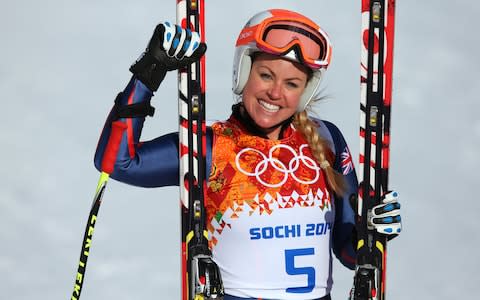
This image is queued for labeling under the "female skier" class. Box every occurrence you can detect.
[95,9,401,300]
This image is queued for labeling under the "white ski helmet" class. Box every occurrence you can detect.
[232,9,333,112]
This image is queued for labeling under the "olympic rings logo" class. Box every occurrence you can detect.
[235,144,320,188]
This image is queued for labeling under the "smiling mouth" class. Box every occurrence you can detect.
[259,100,280,112]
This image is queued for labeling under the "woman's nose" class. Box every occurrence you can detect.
[267,81,282,99]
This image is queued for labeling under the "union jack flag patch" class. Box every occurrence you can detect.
[341,147,354,175]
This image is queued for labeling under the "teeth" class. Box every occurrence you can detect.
[259,100,280,112]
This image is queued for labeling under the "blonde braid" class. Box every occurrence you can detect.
[293,111,346,196]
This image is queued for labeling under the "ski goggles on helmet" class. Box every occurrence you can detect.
[236,17,332,69]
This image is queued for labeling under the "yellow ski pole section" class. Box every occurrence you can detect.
[70,121,127,300]
[71,172,109,300]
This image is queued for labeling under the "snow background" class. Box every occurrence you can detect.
[1,0,479,299]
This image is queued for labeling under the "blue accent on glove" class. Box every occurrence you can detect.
[383,217,393,223]
[384,203,394,211]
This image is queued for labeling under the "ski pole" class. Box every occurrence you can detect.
[70,120,127,300]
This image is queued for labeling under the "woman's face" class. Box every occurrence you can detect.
[242,53,308,140]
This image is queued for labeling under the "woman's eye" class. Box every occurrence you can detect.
[287,81,299,89]
[260,73,272,80]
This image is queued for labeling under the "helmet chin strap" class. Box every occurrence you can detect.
[232,103,294,139]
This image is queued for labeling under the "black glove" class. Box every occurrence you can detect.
[368,191,402,237]
[350,190,402,240]
[130,22,207,92]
